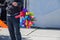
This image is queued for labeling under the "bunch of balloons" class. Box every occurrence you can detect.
[16,8,35,28]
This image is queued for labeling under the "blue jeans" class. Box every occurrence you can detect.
[7,16,21,40]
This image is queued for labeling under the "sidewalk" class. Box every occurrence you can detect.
[0,28,60,40]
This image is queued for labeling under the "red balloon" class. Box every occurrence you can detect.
[28,21,33,26]
[20,11,25,17]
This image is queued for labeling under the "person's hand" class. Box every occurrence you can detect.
[15,16,19,18]
[15,15,20,18]
[12,2,18,6]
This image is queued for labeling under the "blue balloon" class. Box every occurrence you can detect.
[20,17,25,22]
[20,21,23,25]
[20,17,25,28]
[27,16,31,20]
[20,19,23,22]
[25,16,28,19]
[22,17,25,21]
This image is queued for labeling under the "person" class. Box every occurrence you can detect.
[6,0,22,40]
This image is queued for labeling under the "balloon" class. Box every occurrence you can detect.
[20,17,24,24]
[25,16,31,20]
[22,17,25,21]
[25,20,29,28]
[28,21,33,26]
[20,22,22,25]
[20,11,25,17]
[27,16,31,20]
[19,8,35,28]
[20,23,25,28]
[25,16,28,19]
[20,18,26,28]
[26,12,30,16]
[23,8,28,12]
[20,21,23,27]
[25,20,28,25]
[20,17,25,25]
[21,25,25,28]
[31,16,34,18]
[30,16,35,21]
[20,19,23,23]
[29,12,34,16]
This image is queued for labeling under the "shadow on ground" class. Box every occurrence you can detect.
[0,35,31,40]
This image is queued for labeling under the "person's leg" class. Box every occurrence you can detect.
[7,16,16,40]
[12,17,22,40]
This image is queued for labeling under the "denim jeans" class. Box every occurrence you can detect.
[7,16,21,40]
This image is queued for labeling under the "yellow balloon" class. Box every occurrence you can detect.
[26,12,30,15]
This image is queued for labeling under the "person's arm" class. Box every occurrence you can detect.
[15,13,20,18]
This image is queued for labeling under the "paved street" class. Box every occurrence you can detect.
[0,28,60,40]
